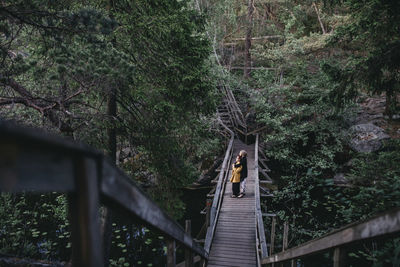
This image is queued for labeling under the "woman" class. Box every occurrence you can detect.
[230,155,242,197]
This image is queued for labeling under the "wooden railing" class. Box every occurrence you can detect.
[219,85,246,131]
[262,207,400,266]
[0,120,208,267]
[204,119,234,254]
[255,134,268,266]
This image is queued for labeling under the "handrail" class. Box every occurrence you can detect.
[219,86,246,129]
[255,134,268,265]
[204,118,234,254]
[262,207,400,264]
[225,86,246,127]
[0,120,208,266]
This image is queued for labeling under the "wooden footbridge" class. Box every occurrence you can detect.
[1,86,400,267]
[207,139,257,267]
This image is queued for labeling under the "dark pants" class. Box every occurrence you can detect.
[232,182,240,196]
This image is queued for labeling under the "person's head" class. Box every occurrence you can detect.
[239,150,247,157]
[236,155,241,162]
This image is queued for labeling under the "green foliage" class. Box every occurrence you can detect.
[0,193,70,261]
[343,140,400,222]
[328,0,400,115]
[0,0,221,264]
[253,58,351,243]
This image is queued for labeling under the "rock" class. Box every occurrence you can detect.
[348,123,390,153]
[333,173,348,184]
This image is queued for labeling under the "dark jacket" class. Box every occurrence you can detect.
[240,156,248,181]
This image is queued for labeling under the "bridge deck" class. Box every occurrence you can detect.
[208,139,256,267]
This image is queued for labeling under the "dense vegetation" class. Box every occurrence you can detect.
[0,0,222,265]
[204,0,400,265]
[1,0,400,266]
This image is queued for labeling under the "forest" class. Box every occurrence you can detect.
[0,0,399,266]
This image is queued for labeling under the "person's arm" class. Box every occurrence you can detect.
[236,164,242,173]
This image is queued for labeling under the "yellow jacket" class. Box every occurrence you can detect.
[230,161,242,183]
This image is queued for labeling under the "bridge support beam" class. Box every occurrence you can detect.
[69,157,103,267]
[185,220,194,267]
[167,239,176,267]
[333,247,346,267]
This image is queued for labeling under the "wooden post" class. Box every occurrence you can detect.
[283,221,289,251]
[333,247,346,267]
[167,239,176,267]
[270,217,276,267]
[206,199,212,227]
[270,217,276,255]
[185,220,194,267]
[69,157,103,267]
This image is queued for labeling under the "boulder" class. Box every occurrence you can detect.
[333,173,348,185]
[348,123,390,153]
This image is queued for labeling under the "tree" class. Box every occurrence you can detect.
[329,0,400,116]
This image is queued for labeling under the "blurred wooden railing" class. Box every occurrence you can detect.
[262,207,400,266]
[0,120,208,267]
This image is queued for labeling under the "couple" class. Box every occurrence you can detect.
[230,150,248,198]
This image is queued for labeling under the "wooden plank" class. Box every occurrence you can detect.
[217,219,255,224]
[167,239,176,267]
[212,239,255,244]
[208,255,256,264]
[208,258,256,265]
[207,264,254,267]
[210,247,256,253]
[69,157,103,267]
[213,236,255,242]
[210,245,256,252]
[210,247,256,255]
[259,169,271,180]
[209,251,256,260]
[101,159,207,259]
[185,220,194,267]
[270,217,276,255]
[0,138,75,192]
[215,226,255,231]
[263,213,276,217]
[333,247,346,267]
[262,208,400,264]
[283,221,289,251]
[217,221,255,227]
[258,159,271,171]
[208,259,255,267]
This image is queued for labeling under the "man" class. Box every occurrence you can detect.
[238,150,247,198]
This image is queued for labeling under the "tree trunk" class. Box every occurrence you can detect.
[102,86,117,267]
[312,2,326,34]
[385,89,396,118]
[102,3,118,266]
[244,0,254,79]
